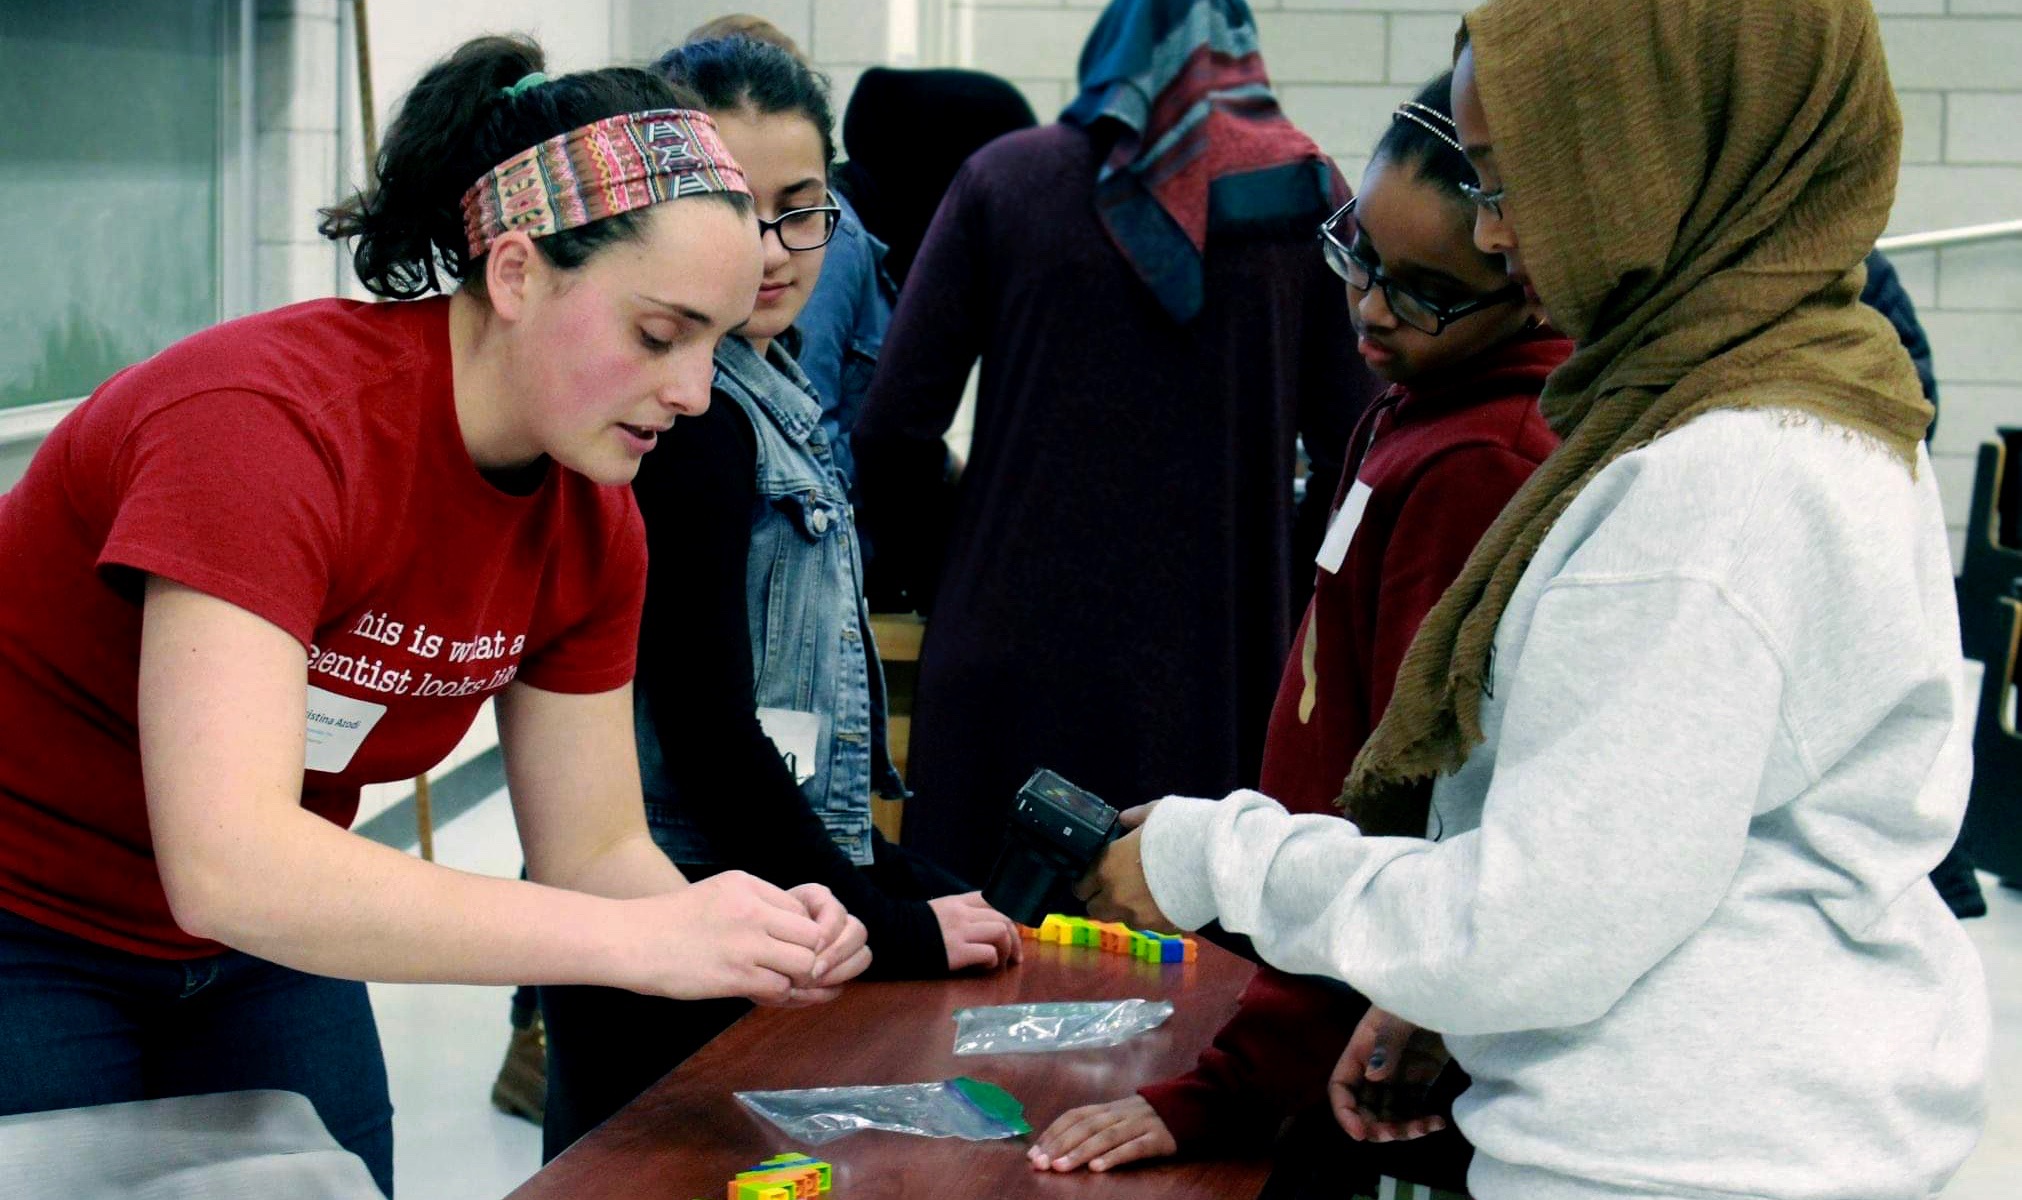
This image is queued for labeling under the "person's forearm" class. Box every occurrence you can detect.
[543,828,688,900]
[169,805,647,990]
[1142,580,1779,1036]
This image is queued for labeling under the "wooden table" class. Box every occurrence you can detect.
[509,938,1270,1200]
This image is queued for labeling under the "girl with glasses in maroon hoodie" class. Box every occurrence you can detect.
[1032,71,1571,1193]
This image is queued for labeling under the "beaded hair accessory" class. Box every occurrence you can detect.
[1390,101,1465,157]
[460,108,750,261]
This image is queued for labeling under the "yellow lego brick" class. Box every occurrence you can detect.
[733,1167,819,1199]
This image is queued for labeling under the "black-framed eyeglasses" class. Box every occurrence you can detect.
[756,204,843,252]
[1458,180,1506,220]
[1318,199,1521,336]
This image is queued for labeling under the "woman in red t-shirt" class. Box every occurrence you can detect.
[0,35,867,1194]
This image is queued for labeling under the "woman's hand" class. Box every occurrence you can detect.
[1330,1006,1452,1142]
[930,891,1023,971]
[1028,1095,1177,1173]
[1073,803,1173,929]
[616,870,830,1004]
[785,882,872,1004]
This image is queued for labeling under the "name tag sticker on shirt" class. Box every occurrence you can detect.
[303,685,388,774]
[757,708,824,785]
[1316,480,1375,575]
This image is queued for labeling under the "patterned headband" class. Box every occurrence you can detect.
[460,108,750,261]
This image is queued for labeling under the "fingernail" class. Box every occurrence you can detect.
[812,958,826,978]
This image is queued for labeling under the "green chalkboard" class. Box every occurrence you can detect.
[0,4,226,409]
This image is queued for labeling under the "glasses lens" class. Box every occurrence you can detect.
[1321,235,1356,285]
[778,207,838,251]
[1461,182,1503,220]
[1388,287,1441,335]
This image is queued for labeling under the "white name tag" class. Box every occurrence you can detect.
[1316,480,1375,574]
[757,708,824,785]
[304,685,388,774]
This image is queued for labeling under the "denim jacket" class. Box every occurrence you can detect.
[640,336,902,867]
[790,192,895,492]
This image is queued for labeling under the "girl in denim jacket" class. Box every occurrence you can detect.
[537,35,1021,1160]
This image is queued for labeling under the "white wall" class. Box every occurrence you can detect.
[617,0,906,128]
[330,1,625,302]
[256,0,345,310]
[365,0,622,122]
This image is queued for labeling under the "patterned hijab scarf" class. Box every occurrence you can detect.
[1343,0,1934,833]
[1062,0,1344,322]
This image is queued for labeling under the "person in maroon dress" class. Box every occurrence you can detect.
[851,0,1379,887]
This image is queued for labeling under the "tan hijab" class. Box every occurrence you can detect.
[1343,0,1934,833]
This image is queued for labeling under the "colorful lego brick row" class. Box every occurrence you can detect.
[1036,914,1117,947]
[721,1153,833,1200]
[1032,914,1196,962]
[1131,930,1197,963]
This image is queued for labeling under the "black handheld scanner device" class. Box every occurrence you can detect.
[981,768,1124,927]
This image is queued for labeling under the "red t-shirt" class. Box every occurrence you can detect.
[0,298,647,958]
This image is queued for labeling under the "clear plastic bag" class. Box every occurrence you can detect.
[951,999,1175,1056]
[733,1077,1031,1146]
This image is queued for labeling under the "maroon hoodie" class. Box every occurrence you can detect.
[1138,326,1572,1151]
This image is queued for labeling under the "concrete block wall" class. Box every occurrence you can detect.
[618,0,900,119]
[255,0,348,311]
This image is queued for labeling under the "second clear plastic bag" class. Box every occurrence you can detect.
[733,1077,1031,1146]
[952,999,1175,1056]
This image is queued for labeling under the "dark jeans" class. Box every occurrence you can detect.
[538,858,748,1162]
[0,906,394,1196]
[538,977,751,1162]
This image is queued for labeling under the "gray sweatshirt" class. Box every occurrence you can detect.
[1141,410,1989,1200]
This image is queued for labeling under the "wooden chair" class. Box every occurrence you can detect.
[412,772,434,861]
[869,613,926,844]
